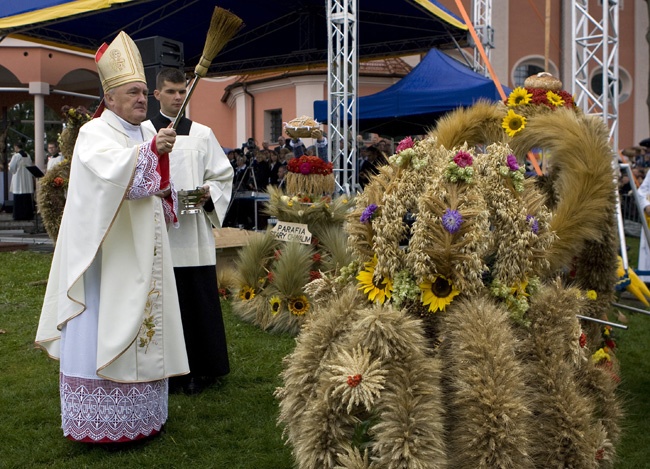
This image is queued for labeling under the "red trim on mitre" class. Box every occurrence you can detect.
[92,42,110,118]
[95,42,109,62]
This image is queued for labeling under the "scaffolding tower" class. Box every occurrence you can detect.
[571,0,620,152]
[471,0,493,77]
[327,0,358,194]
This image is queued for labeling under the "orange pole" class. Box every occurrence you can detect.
[527,151,543,176]
[454,0,507,101]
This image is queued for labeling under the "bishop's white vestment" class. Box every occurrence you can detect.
[36,109,189,442]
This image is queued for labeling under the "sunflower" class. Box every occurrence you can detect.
[288,295,310,316]
[502,109,527,137]
[239,285,255,301]
[419,275,460,313]
[269,296,282,315]
[509,279,530,299]
[507,87,532,107]
[546,90,565,107]
[356,256,393,304]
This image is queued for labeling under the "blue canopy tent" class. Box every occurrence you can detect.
[314,48,508,136]
[0,0,468,76]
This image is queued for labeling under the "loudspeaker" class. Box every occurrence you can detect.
[135,37,185,120]
[147,94,160,120]
[135,36,184,68]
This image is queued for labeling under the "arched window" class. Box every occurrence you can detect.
[590,67,632,103]
[511,56,559,88]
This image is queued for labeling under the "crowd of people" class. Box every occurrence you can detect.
[222,132,393,229]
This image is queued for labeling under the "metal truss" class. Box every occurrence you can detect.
[327,0,358,194]
[571,0,619,151]
[471,0,493,77]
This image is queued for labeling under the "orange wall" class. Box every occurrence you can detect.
[2,45,95,85]
[189,77,237,149]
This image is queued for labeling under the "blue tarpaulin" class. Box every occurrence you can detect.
[314,49,508,135]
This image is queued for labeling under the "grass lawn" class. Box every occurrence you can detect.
[1,248,649,468]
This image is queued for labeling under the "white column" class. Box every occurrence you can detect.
[227,88,248,150]
[29,82,50,171]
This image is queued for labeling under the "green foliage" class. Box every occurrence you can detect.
[0,251,295,469]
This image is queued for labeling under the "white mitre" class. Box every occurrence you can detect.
[95,31,146,93]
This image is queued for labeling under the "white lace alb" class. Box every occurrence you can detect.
[60,374,167,442]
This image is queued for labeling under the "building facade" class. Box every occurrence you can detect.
[0,0,648,160]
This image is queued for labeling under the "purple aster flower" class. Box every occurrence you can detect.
[360,204,378,224]
[526,215,539,234]
[506,154,519,171]
[442,208,463,234]
[453,151,473,168]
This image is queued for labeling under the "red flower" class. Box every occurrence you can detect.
[453,151,473,168]
[267,271,275,283]
[309,270,321,281]
[312,253,322,263]
[395,136,414,153]
[347,374,362,387]
[605,339,616,350]
[218,288,228,299]
[274,250,282,260]
[579,332,587,348]
[287,155,333,175]
[53,177,64,188]
[595,448,605,461]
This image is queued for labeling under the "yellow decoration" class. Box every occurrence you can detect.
[616,256,650,306]
[507,87,532,107]
[419,275,460,313]
[546,90,565,107]
[356,256,393,304]
[592,347,611,363]
[288,295,310,316]
[502,109,527,137]
[270,296,282,316]
[239,286,255,301]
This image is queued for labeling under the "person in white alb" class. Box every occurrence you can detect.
[143,67,234,394]
[46,141,64,171]
[8,141,34,220]
[636,170,650,282]
[36,31,188,444]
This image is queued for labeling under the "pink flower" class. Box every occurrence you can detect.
[453,151,473,168]
[299,162,311,175]
[395,136,414,153]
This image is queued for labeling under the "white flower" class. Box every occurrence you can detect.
[328,346,387,414]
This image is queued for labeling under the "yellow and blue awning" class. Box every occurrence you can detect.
[0,0,135,29]
[0,0,469,76]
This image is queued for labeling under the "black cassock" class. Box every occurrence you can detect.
[150,113,230,392]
